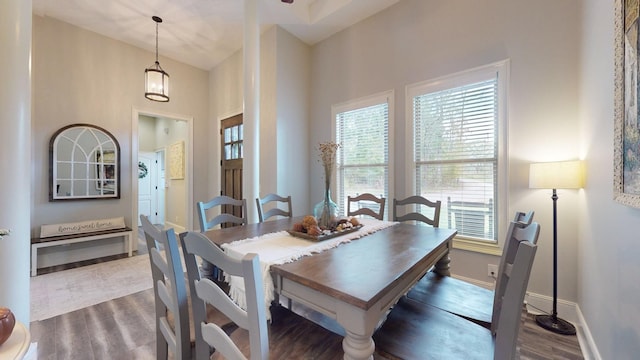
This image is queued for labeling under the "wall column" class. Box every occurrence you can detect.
[0,0,32,324]
[243,0,260,223]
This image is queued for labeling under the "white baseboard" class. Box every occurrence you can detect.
[524,292,577,322]
[164,221,186,234]
[451,274,495,290]
[524,292,602,360]
[574,304,602,360]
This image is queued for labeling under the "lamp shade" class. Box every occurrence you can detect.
[145,63,170,102]
[529,160,585,189]
[144,16,169,102]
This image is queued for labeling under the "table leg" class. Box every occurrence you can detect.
[433,250,451,276]
[342,330,375,360]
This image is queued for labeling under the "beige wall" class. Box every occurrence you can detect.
[31,15,209,261]
[138,115,156,152]
[209,25,311,217]
[580,0,640,358]
[309,0,582,304]
[274,27,311,215]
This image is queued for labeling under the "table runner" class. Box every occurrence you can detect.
[221,218,398,319]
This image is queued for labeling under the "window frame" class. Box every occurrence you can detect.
[331,90,395,219]
[405,60,509,255]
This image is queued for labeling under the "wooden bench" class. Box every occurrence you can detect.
[31,227,133,277]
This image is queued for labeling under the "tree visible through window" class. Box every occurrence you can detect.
[410,61,507,243]
[334,92,392,217]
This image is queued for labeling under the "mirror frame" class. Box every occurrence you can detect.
[49,123,121,201]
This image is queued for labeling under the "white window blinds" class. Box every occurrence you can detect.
[336,100,389,216]
[414,76,498,241]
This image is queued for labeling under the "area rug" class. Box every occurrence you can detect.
[30,253,153,321]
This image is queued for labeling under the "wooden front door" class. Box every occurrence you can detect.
[220,114,243,226]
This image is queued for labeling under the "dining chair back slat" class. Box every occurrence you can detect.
[491,214,539,335]
[140,215,191,360]
[256,193,292,223]
[393,195,442,227]
[197,195,247,232]
[493,235,538,358]
[181,230,346,359]
[181,231,268,360]
[347,193,385,220]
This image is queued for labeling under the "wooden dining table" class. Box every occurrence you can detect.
[203,217,457,360]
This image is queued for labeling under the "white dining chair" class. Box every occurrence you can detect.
[180,231,345,360]
[140,214,191,360]
[393,195,442,227]
[197,195,247,231]
[141,215,236,360]
[406,211,535,328]
[196,195,247,281]
[347,193,386,220]
[255,193,292,223]
[373,220,540,360]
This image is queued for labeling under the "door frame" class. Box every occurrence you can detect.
[132,107,193,235]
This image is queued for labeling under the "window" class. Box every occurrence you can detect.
[333,91,394,218]
[407,61,508,251]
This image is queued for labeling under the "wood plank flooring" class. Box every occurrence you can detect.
[30,232,584,359]
[30,286,584,360]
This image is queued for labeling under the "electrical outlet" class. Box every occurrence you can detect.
[488,264,498,277]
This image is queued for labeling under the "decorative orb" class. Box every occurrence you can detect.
[0,307,16,346]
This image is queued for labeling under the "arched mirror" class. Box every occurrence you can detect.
[50,124,121,200]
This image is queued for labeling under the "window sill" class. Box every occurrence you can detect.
[452,236,502,256]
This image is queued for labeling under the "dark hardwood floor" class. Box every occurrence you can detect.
[30,286,584,360]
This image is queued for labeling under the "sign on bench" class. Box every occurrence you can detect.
[32,217,133,276]
[40,217,127,238]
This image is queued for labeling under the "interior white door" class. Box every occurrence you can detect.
[155,149,166,225]
[138,152,157,225]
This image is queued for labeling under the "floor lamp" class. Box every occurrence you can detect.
[529,160,584,335]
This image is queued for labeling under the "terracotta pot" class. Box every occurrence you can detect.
[0,307,16,346]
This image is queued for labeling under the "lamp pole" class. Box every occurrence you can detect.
[535,188,576,335]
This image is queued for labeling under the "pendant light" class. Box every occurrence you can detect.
[145,16,170,102]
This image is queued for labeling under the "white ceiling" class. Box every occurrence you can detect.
[32,0,400,71]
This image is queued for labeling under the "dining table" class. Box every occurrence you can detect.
[203,216,457,360]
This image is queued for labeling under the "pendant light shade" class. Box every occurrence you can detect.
[145,16,169,102]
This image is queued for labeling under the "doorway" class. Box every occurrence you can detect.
[132,108,193,249]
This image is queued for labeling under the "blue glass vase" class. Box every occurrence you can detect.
[313,188,338,230]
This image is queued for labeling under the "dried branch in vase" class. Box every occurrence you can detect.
[318,141,341,189]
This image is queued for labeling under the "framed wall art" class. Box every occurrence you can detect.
[614,0,640,207]
[169,141,184,180]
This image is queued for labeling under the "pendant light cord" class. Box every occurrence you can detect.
[152,16,162,65]
[155,20,159,64]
